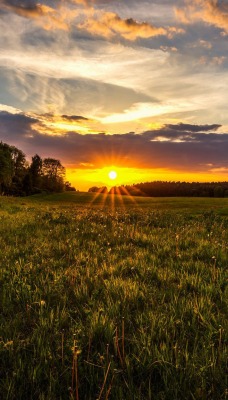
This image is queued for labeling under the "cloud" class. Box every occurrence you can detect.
[100,103,170,124]
[32,112,95,135]
[99,101,206,124]
[0,0,97,18]
[0,110,38,140]
[0,110,38,126]
[0,110,93,141]
[0,0,184,40]
[166,123,221,132]
[0,110,227,173]
[61,114,89,122]
[0,0,47,18]
[0,0,78,31]
[1,0,228,142]
[176,0,228,34]
[199,55,226,66]
[37,112,90,124]
[143,127,227,144]
[190,39,212,49]
[0,63,158,121]
[78,11,184,40]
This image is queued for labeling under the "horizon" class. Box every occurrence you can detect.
[0,0,227,190]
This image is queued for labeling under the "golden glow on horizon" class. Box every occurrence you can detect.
[66,166,143,190]
[65,166,228,192]
[109,170,117,180]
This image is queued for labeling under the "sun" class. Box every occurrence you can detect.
[108,170,117,180]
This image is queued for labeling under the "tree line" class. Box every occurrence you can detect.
[1,140,227,198]
[89,181,228,198]
[0,141,75,196]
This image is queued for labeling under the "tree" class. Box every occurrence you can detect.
[0,142,27,195]
[88,186,108,193]
[30,154,42,189]
[100,186,108,194]
[0,141,73,196]
[9,145,27,195]
[214,186,224,198]
[22,173,33,196]
[10,145,26,177]
[42,158,65,192]
[88,186,99,193]
[0,144,13,193]
[65,181,76,191]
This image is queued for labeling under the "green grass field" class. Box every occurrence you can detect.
[0,193,227,399]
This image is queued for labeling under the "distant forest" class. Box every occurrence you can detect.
[0,141,75,196]
[89,181,228,198]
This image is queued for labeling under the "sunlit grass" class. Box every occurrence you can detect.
[0,193,227,399]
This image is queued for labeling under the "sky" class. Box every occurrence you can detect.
[0,0,228,190]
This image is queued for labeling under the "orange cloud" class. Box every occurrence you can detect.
[1,0,185,39]
[176,0,228,34]
[0,0,78,31]
[79,11,184,40]
[0,0,50,18]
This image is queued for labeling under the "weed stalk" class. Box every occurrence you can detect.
[97,361,111,400]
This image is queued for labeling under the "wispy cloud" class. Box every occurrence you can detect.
[100,101,204,124]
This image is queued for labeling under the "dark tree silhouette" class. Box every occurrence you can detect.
[0,143,13,193]
[65,181,76,191]
[88,186,108,193]
[110,181,228,198]
[0,142,27,195]
[0,141,71,196]
[30,154,43,189]
[42,158,65,192]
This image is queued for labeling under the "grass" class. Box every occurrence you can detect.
[32,192,228,215]
[0,192,227,399]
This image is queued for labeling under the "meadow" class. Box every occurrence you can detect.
[0,193,227,400]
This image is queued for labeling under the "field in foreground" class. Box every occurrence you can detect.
[0,193,227,400]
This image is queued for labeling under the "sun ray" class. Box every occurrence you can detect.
[116,186,126,210]
[87,188,109,208]
[119,185,138,204]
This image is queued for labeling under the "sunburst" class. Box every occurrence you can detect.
[108,170,117,180]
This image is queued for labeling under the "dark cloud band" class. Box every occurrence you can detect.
[0,111,227,172]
